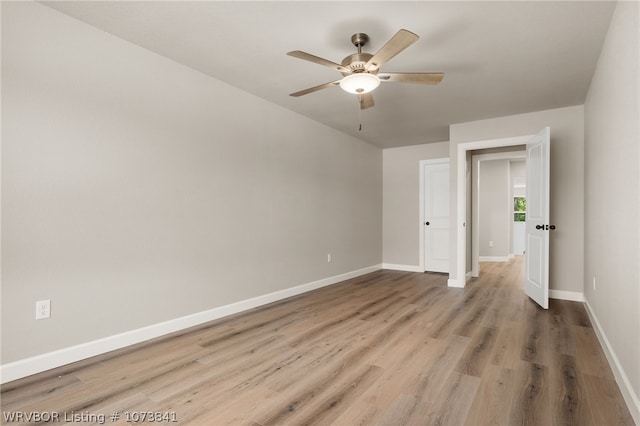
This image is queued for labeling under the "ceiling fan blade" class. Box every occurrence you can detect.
[359,93,375,110]
[287,50,351,73]
[365,29,419,71]
[378,72,444,84]
[289,80,341,97]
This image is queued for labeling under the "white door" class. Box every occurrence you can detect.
[424,161,450,273]
[525,127,551,309]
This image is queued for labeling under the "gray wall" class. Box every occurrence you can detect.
[1,2,382,364]
[382,142,449,267]
[584,0,639,416]
[510,160,526,197]
[478,160,510,258]
[475,158,525,259]
[449,105,585,293]
[510,160,526,255]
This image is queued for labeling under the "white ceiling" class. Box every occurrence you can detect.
[42,1,615,149]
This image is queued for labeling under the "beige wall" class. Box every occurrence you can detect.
[510,160,526,255]
[584,1,639,418]
[510,160,526,198]
[1,2,382,364]
[450,105,585,293]
[478,160,510,258]
[382,142,449,267]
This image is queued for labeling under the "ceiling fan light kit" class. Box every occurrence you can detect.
[339,73,380,94]
[287,29,444,110]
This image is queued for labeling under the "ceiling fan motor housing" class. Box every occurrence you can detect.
[341,53,375,75]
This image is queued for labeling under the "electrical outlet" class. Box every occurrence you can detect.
[327,253,332,263]
[489,241,494,248]
[593,276,596,291]
[36,300,51,320]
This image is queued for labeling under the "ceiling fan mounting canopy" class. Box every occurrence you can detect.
[287,29,444,110]
[351,33,370,49]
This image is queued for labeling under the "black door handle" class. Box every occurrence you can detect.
[425,221,430,226]
[535,224,556,230]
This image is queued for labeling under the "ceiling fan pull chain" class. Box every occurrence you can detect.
[358,97,363,131]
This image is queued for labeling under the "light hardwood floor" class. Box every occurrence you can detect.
[1,257,634,425]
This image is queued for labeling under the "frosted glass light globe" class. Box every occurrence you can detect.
[339,73,380,94]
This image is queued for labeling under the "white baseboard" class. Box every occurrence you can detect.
[382,263,423,273]
[549,289,585,302]
[479,256,510,262]
[0,264,382,384]
[447,278,464,288]
[584,299,640,425]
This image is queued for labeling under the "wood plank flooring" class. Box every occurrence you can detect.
[1,257,634,425]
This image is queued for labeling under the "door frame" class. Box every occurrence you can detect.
[471,151,526,277]
[454,135,533,287]
[419,158,450,272]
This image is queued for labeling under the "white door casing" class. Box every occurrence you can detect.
[525,127,551,309]
[424,160,450,273]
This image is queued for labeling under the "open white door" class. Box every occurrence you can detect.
[525,127,551,309]
[424,160,450,273]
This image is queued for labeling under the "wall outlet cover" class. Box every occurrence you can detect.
[36,300,51,320]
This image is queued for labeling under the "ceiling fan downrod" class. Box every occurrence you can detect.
[351,33,369,54]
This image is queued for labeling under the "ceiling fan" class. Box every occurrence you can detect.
[287,29,444,110]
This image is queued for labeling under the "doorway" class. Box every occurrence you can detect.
[454,135,533,287]
[471,151,526,278]
[454,129,551,309]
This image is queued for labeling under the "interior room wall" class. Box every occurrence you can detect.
[510,160,526,255]
[382,142,449,268]
[583,1,640,420]
[449,105,585,294]
[478,160,510,258]
[510,160,526,198]
[1,2,382,366]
